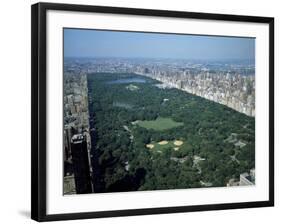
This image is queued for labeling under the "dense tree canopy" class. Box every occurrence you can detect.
[88,73,255,192]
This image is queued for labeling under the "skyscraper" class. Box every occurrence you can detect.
[71,134,93,194]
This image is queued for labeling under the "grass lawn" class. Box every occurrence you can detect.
[137,117,183,131]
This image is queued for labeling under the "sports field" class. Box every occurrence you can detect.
[137,117,183,131]
[146,140,184,151]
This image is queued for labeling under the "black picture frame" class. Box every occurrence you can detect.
[31,2,274,222]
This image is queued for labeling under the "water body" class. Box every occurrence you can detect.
[106,77,147,84]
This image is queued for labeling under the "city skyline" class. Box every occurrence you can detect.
[64,29,255,60]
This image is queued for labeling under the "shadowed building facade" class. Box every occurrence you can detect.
[71,134,93,194]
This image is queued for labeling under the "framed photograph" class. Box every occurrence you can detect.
[31,2,274,222]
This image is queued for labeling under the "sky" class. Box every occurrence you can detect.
[64,28,255,60]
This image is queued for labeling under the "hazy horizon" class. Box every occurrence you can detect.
[64,28,255,61]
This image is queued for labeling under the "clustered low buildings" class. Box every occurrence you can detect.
[63,71,93,194]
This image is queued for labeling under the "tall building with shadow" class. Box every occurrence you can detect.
[71,134,93,194]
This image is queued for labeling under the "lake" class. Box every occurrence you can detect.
[106,77,147,84]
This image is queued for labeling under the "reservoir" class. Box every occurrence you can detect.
[106,77,147,84]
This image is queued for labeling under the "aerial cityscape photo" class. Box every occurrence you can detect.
[63,28,255,195]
